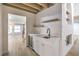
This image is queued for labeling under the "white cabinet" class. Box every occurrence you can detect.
[32,36,60,56]
[44,44,54,56]
[38,39,46,56]
[33,36,39,54]
[40,38,59,56]
[44,41,59,56]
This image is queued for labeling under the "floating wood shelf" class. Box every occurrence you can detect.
[42,18,60,23]
[33,25,44,27]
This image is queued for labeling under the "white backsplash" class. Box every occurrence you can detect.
[34,21,61,37]
[42,21,61,37]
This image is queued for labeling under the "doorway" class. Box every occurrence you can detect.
[8,13,26,55]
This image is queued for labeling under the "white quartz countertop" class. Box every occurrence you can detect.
[29,34,60,38]
[29,34,60,46]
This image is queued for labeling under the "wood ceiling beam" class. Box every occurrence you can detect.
[22,3,43,11]
[3,3,38,14]
[37,3,48,9]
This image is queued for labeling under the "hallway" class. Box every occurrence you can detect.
[8,35,37,56]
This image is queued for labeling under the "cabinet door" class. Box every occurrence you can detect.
[38,41,45,56]
[33,36,39,54]
[44,41,59,56]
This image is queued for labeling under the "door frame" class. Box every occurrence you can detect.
[2,5,28,55]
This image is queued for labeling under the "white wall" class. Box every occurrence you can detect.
[35,4,62,37]
[36,3,62,25]
[0,4,36,55]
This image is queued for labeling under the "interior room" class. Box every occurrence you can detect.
[0,3,79,56]
[8,14,27,55]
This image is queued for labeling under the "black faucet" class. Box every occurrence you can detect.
[47,28,50,38]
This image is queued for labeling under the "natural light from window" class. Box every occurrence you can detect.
[14,25,21,33]
[74,23,79,35]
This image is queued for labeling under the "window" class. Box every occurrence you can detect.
[74,23,79,35]
[14,25,21,33]
[8,25,12,34]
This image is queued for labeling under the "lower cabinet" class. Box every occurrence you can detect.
[38,39,45,56]
[33,36,59,56]
[33,36,39,54]
[44,41,59,56]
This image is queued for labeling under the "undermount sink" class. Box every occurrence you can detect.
[43,35,59,39]
[35,34,50,39]
[32,34,59,39]
[43,36,50,39]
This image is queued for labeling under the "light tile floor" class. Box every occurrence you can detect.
[8,35,37,56]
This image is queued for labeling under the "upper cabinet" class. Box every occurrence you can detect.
[42,18,60,23]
